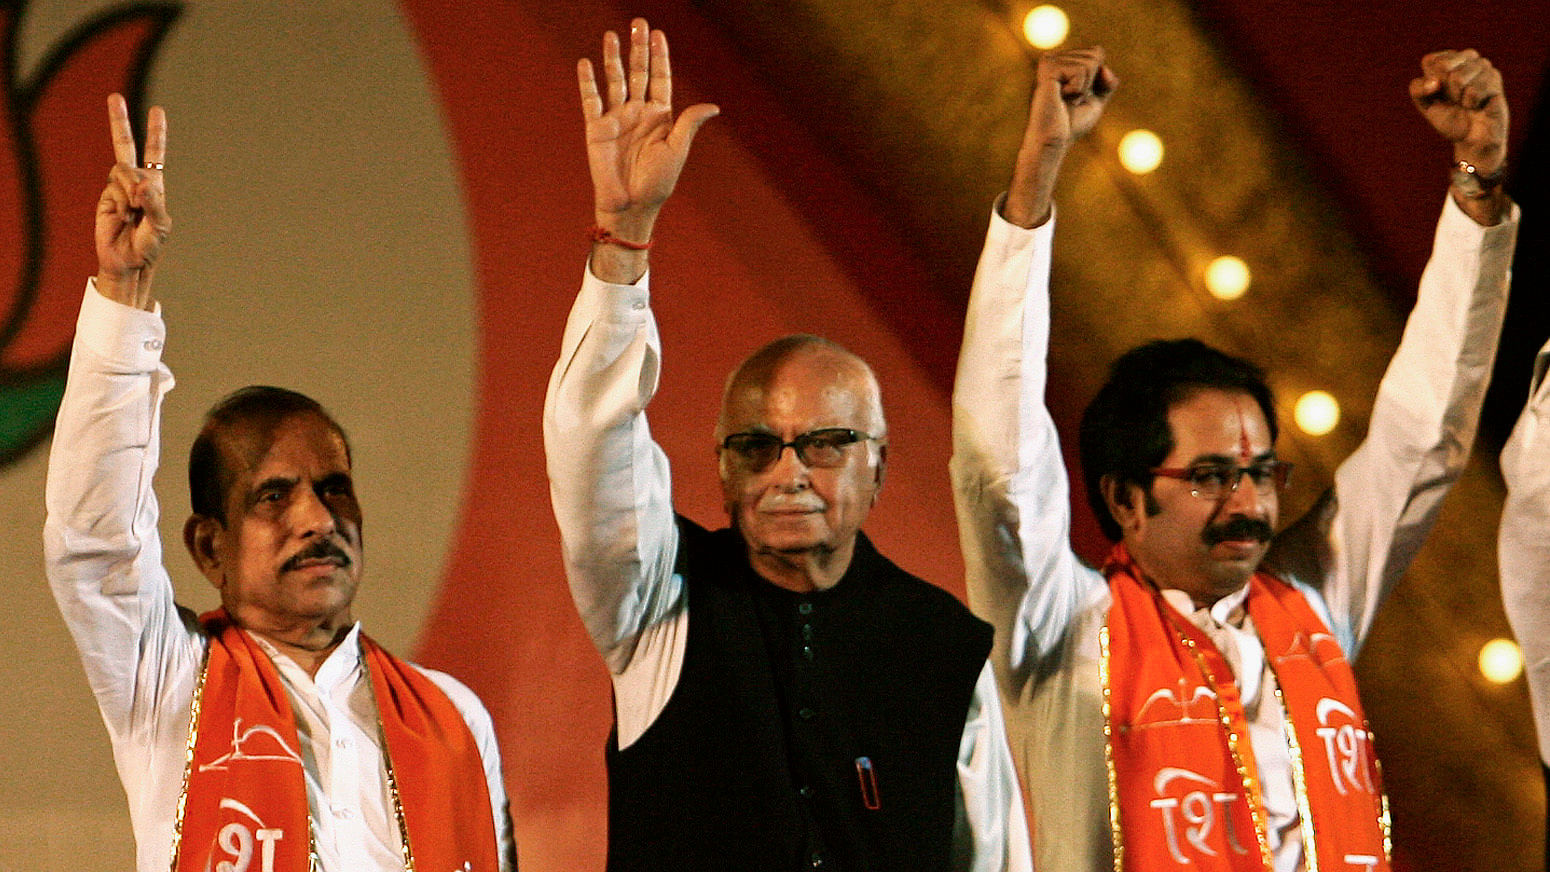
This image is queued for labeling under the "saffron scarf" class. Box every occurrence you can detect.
[172,610,500,872]
[1103,545,1389,872]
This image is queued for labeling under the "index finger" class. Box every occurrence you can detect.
[142,105,167,167]
[106,93,138,167]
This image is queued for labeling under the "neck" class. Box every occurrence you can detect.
[1165,584,1241,612]
[1118,546,1248,611]
[238,613,354,677]
[747,540,855,592]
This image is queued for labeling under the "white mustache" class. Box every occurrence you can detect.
[758,497,825,513]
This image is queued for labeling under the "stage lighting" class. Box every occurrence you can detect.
[1294,390,1340,436]
[1023,5,1069,49]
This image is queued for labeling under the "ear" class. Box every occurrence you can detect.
[184,515,227,589]
[1100,475,1147,537]
[870,443,888,502]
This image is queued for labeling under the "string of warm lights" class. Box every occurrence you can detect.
[1015,4,1338,435]
[1009,2,1524,687]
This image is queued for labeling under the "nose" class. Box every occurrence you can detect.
[766,442,812,491]
[1218,468,1269,516]
[291,487,338,538]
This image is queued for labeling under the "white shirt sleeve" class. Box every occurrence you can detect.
[1268,195,1518,657]
[43,279,204,746]
[543,262,686,739]
[1499,338,1550,763]
[952,662,1034,872]
[951,201,1107,690]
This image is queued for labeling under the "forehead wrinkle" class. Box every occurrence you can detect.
[718,346,884,438]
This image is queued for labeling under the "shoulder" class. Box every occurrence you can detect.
[672,514,748,576]
[410,663,498,733]
[855,533,992,637]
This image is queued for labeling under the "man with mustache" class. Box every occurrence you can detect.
[953,47,1517,871]
[545,19,1028,871]
[44,96,516,872]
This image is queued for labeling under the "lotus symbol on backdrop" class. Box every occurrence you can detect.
[0,0,179,466]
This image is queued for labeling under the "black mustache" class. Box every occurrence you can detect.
[1202,517,1274,547]
[282,539,352,572]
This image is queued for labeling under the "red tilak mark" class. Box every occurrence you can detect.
[1236,405,1254,463]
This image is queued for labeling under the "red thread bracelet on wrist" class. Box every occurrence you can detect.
[590,225,654,251]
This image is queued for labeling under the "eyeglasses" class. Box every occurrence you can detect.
[1150,460,1293,500]
[721,427,878,471]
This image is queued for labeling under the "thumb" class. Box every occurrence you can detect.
[1409,75,1441,108]
[669,103,720,153]
[1024,75,1071,151]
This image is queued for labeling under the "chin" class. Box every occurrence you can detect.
[748,533,827,556]
[1206,564,1257,595]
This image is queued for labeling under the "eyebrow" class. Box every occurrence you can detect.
[1187,450,1277,466]
[246,475,298,503]
[317,472,354,490]
[253,475,296,492]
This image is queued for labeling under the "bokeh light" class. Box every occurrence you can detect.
[1294,390,1340,436]
[1117,129,1164,175]
[1479,638,1524,685]
[1022,5,1069,49]
[1204,255,1250,301]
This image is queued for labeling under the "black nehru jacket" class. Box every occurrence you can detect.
[605,517,993,872]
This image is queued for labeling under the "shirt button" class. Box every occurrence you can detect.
[802,645,814,661]
[801,624,814,641]
[798,785,814,798]
[334,735,351,749]
[143,339,163,351]
[809,851,825,868]
[798,707,814,721]
[798,602,813,616]
[631,300,647,311]
[332,805,354,819]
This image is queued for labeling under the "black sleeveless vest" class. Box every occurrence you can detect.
[605,517,993,871]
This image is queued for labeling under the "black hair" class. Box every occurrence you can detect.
[1077,339,1276,541]
[188,386,350,522]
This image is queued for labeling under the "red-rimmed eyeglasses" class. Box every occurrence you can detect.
[1150,460,1293,500]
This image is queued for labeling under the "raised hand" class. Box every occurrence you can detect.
[95,93,170,310]
[1004,47,1118,228]
[580,20,717,240]
[1410,50,1508,173]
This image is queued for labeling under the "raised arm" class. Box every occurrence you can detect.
[545,21,716,673]
[951,50,1116,685]
[44,95,196,736]
[1499,343,1550,766]
[1268,50,1518,654]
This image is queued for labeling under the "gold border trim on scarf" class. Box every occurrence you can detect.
[1273,684,1320,872]
[1374,745,1393,860]
[1099,624,1124,872]
[168,645,211,872]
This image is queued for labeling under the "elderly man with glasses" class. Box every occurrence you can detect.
[952,46,1518,872]
[544,19,1029,872]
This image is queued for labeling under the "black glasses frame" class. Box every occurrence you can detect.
[720,427,877,470]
